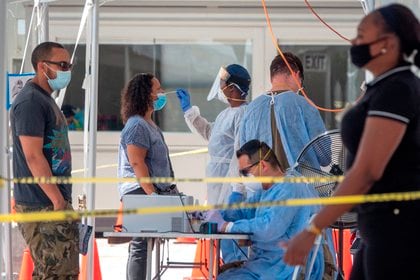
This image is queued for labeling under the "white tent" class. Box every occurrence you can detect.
[3,0,420,279]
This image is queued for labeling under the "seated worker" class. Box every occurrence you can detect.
[206,140,327,280]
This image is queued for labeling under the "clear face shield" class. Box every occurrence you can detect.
[207,66,231,103]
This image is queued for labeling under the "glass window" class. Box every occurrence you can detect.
[281,45,364,129]
[63,42,252,131]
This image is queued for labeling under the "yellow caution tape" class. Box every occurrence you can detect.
[0,175,344,185]
[2,190,420,223]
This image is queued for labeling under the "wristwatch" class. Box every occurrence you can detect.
[305,222,322,236]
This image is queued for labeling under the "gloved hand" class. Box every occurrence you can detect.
[176,88,192,112]
[229,192,244,204]
[190,211,206,220]
[205,210,226,232]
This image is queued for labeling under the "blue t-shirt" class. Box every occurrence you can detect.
[10,81,72,206]
[117,115,173,197]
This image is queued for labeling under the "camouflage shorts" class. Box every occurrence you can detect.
[15,202,79,280]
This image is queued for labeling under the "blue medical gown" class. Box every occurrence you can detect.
[219,172,325,280]
[184,105,246,205]
[239,91,328,168]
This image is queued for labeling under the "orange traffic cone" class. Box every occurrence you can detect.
[191,240,221,279]
[79,239,102,280]
[19,248,34,280]
[175,236,197,244]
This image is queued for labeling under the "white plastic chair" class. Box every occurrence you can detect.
[291,234,323,280]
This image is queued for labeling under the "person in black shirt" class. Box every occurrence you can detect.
[283,4,420,279]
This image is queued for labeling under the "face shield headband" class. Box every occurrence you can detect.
[207,66,230,102]
[207,66,248,102]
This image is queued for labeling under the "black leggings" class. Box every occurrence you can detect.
[350,208,420,280]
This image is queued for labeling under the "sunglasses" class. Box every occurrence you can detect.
[44,60,73,71]
[239,160,260,177]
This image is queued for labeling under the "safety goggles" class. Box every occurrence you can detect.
[239,160,260,177]
[238,148,272,177]
[43,60,73,71]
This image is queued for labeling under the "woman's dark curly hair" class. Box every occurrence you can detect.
[121,73,154,124]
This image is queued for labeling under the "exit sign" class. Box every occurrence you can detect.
[304,53,328,72]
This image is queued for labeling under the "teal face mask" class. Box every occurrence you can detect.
[153,93,167,111]
[44,68,72,91]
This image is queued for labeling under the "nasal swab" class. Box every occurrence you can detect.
[163,90,176,95]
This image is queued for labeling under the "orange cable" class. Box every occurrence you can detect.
[304,0,351,43]
[261,0,345,112]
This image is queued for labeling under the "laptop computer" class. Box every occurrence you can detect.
[122,195,194,233]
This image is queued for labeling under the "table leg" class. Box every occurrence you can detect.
[155,238,161,280]
[146,238,153,280]
[209,239,214,280]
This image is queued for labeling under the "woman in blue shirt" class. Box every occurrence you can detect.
[118,73,175,280]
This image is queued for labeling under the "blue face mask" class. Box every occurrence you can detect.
[153,93,167,111]
[45,68,72,91]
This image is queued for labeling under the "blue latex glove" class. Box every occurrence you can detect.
[205,210,226,232]
[229,192,244,204]
[176,88,192,112]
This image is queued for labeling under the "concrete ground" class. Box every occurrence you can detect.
[8,226,202,280]
[97,238,202,280]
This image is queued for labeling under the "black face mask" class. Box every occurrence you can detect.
[350,37,387,68]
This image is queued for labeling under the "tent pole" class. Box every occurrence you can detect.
[0,1,13,279]
[37,1,49,43]
[86,1,99,279]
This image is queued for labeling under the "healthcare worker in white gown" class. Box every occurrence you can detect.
[176,64,251,262]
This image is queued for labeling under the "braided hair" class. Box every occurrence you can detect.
[120,73,154,124]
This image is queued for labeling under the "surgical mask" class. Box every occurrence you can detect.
[44,69,72,91]
[350,38,387,68]
[153,93,167,111]
[243,174,263,192]
[217,88,229,104]
[217,84,244,104]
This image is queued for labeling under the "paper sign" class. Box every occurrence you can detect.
[6,72,35,109]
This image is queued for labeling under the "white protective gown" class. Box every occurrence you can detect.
[184,104,246,205]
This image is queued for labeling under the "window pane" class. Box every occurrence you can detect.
[156,43,252,132]
[281,45,364,129]
[63,42,252,131]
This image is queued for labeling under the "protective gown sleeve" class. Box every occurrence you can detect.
[222,191,260,222]
[184,106,213,141]
[228,107,246,194]
[229,187,300,242]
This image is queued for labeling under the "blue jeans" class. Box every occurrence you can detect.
[126,237,148,280]
[125,188,148,280]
